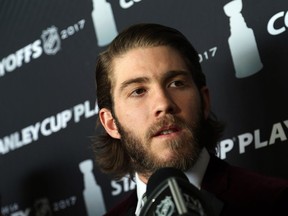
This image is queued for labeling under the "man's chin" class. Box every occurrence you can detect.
[154,155,188,168]
[157,144,190,156]
[135,153,194,179]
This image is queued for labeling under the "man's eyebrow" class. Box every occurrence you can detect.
[119,77,149,92]
[119,70,191,92]
[163,70,191,81]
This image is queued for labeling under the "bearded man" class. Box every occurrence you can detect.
[93,23,288,216]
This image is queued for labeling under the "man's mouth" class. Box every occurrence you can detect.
[154,126,180,137]
[159,129,174,135]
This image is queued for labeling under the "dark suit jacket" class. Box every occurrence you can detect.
[105,156,288,216]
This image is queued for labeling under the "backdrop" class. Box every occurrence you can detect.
[1,0,288,215]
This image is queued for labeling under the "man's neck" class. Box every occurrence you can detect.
[138,174,148,184]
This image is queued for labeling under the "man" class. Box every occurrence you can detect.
[93,23,288,216]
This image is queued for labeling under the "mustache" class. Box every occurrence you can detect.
[145,115,189,140]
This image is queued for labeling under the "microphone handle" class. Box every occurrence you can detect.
[168,178,189,214]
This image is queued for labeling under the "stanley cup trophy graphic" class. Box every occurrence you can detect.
[79,159,106,216]
[91,0,118,47]
[224,0,263,78]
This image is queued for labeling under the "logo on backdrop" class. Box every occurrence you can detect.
[0,100,98,155]
[1,196,78,215]
[224,0,263,78]
[267,10,288,35]
[79,159,106,216]
[119,0,142,9]
[33,198,53,216]
[219,119,288,159]
[41,26,61,55]
[91,0,118,47]
[0,19,86,78]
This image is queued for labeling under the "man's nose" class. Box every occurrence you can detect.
[153,89,177,117]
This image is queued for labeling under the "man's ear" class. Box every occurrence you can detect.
[99,108,121,139]
[200,86,211,119]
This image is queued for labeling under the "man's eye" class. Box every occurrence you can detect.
[130,88,146,96]
[169,80,184,87]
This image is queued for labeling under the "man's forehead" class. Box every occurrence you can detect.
[110,46,188,82]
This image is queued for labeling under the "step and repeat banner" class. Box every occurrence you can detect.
[0,0,287,215]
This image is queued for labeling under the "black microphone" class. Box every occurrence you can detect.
[139,167,215,216]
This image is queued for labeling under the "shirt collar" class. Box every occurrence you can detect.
[134,147,210,215]
[185,147,210,189]
[135,172,147,216]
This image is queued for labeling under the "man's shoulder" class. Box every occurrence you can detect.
[220,157,288,190]
[204,156,288,215]
[206,154,288,199]
[104,190,137,216]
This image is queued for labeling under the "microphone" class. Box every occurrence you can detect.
[139,167,215,216]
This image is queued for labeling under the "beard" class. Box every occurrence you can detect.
[114,111,205,179]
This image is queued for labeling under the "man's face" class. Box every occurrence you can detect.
[100,46,210,179]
